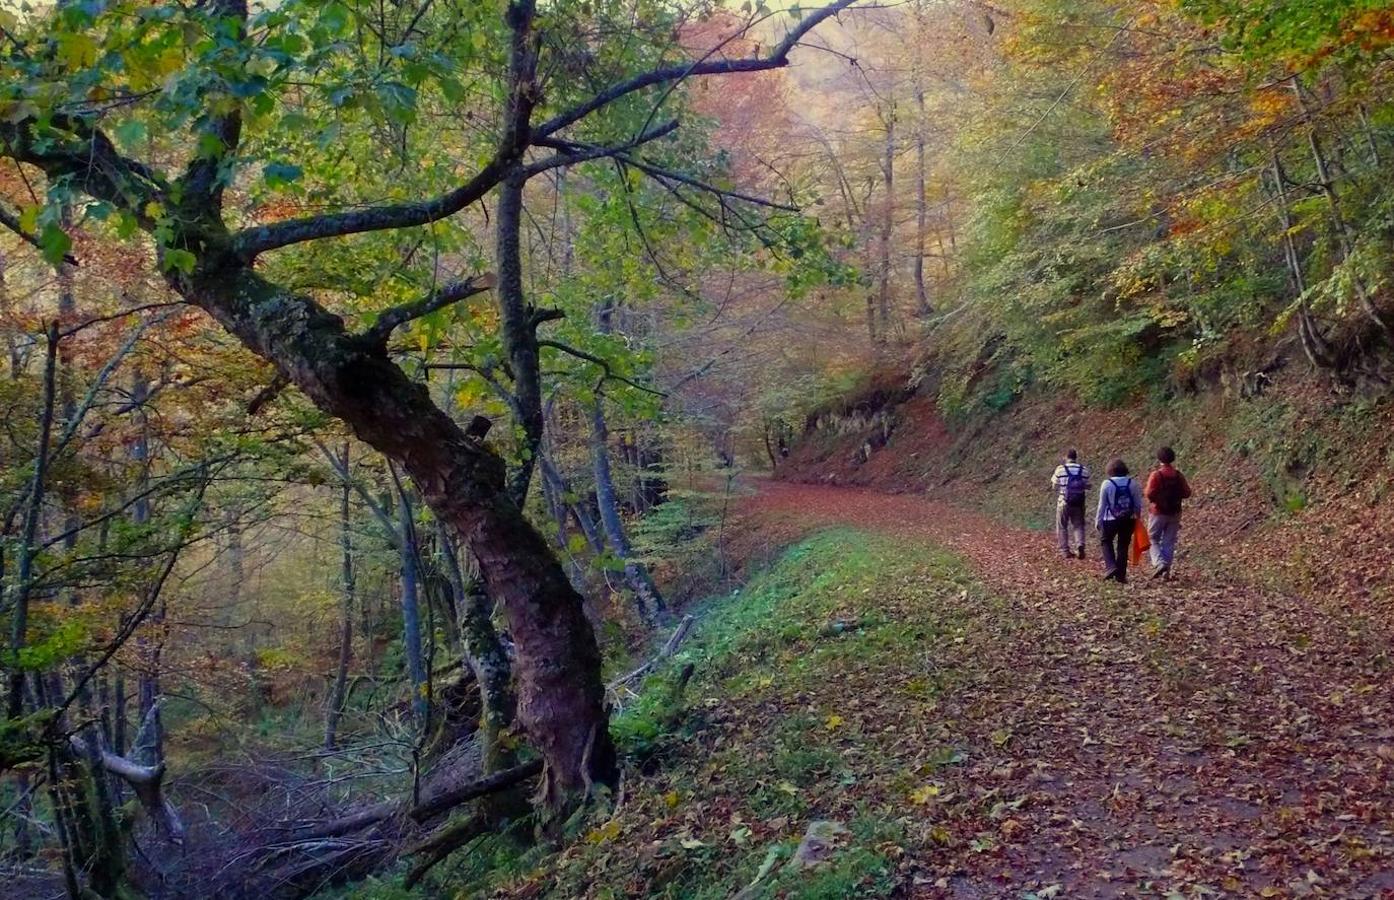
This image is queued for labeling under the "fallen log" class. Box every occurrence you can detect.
[409,758,543,823]
[607,614,694,692]
[291,801,398,841]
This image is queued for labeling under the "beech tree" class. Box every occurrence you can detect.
[0,0,859,809]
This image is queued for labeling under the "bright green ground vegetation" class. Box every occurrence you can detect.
[326,529,979,899]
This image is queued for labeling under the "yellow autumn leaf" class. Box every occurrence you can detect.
[909,784,941,805]
[663,790,681,809]
[824,714,844,730]
[56,32,100,69]
[584,819,621,845]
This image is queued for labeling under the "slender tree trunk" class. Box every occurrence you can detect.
[6,323,58,718]
[538,448,608,610]
[112,665,127,757]
[131,374,165,768]
[538,453,589,592]
[391,470,430,729]
[1356,103,1381,166]
[944,187,957,255]
[877,105,896,342]
[589,399,666,624]
[1268,151,1335,369]
[497,171,546,506]
[0,249,18,379]
[913,86,931,317]
[325,442,355,750]
[440,530,516,774]
[1292,79,1394,338]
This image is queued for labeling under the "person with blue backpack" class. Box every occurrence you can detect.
[1050,449,1091,559]
[1095,457,1146,583]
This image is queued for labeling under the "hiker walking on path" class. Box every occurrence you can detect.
[1095,458,1145,583]
[1050,450,1091,559]
[1144,446,1192,580]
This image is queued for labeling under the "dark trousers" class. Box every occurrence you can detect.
[1099,516,1135,581]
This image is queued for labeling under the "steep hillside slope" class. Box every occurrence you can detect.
[778,371,1394,620]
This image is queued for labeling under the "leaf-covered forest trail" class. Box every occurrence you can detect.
[741,479,1394,898]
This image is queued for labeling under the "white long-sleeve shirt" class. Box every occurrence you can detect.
[1095,476,1145,528]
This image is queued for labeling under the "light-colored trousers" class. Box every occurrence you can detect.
[1056,502,1086,554]
[1148,513,1181,568]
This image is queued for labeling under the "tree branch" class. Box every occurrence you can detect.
[537,339,666,396]
[611,152,799,212]
[522,119,680,177]
[179,0,247,208]
[534,0,860,139]
[409,758,543,822]
[0,201,79,265]
[228,158,509,260]
[0,116,170,228]
[362,273,497,346]
[246,373,289,416]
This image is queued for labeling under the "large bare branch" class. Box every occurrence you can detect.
[534,0,860,139]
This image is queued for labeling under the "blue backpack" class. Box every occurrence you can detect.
[1108,477,1135,518]
[1063,464,1087,507]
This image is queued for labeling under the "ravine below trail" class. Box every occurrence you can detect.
[734,480,1394,898]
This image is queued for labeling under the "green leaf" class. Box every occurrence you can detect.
[319,2,351,36]
[39,224,71,265]
[113,119,148,150]
[263,161,303,188]
[162,248,197,274]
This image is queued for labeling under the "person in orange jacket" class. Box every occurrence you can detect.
[1144,446,1192,580]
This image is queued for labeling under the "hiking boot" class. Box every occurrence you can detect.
[1101,568,1118,582]
[1076,547,1086,560]
[1151,565,1169,581]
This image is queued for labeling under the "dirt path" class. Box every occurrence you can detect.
[743,480,1394,899]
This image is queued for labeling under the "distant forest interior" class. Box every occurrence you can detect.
[3,1,1394,898]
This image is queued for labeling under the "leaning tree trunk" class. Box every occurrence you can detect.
[1268,150,1336,370]
[6,323,57,719]
[1291,78,1393,339]
[181,265,617,810]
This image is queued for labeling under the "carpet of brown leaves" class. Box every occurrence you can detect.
[742,480,1394,899]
